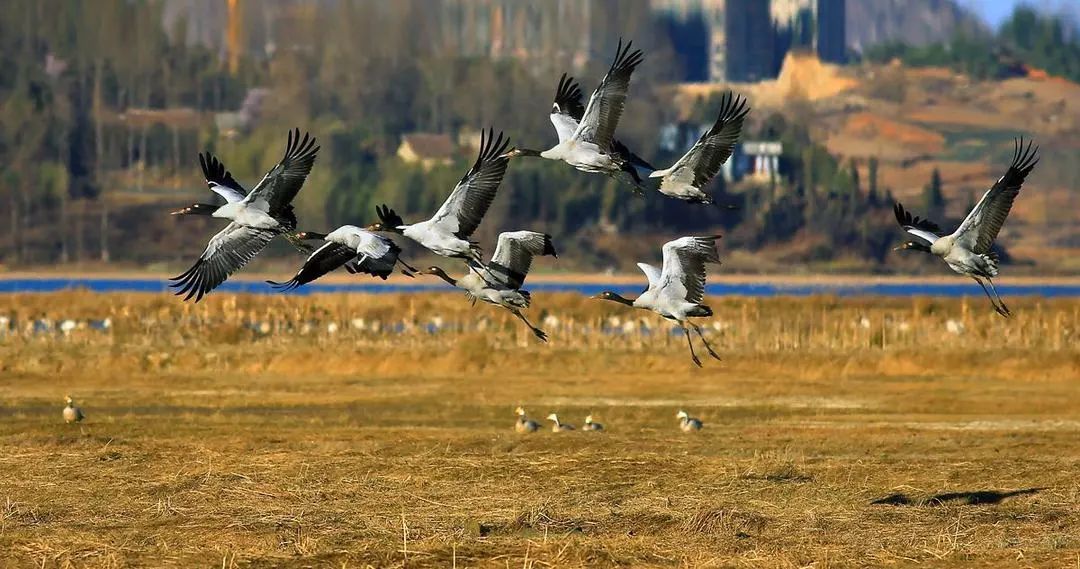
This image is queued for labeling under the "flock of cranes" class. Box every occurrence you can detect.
[169,39,1039,366]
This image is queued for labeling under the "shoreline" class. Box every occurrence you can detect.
[2,271,1080,286]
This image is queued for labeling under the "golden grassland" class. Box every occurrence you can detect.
[0,292,1078,567]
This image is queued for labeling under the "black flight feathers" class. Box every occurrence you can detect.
[376,204,405,228]
[198,152,243,192]
[710,91,751,136]
[554,73,585,119]
[893,202,941,234]
[282,128,320,167]
[467,127,511,178]
[1000,137,1039,189]
[608,38,645,80]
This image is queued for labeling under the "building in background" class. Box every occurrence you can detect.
[650,0,847,83]
[652,0,723,82]
[816,0,846,63]
[724,0,774,82]
[397,133,456,170]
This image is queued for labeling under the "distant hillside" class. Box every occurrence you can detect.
[848,0,988,54]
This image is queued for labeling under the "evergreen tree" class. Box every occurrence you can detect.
[866,156,880,206]
[922,168,946,221]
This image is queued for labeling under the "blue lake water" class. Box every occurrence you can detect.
[1,278,1078,298]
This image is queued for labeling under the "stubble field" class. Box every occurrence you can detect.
[0,291,1078,567]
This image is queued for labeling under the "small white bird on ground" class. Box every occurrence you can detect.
[515,407,540,433]
[677,410,702,432]
[582,414,604,431]
[63,396,84,424]
[546,413,575,432]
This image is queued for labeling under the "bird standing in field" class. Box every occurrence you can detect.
[63,396,84,424]
[422,231,557,341]
[170,129,319,301]
[368,129,510,262]
[582,414,604,432]
[504,39,647,192]
[515,407,540,433]
[546,414,575,432]
[592,236,723,366]
[677,410,702,432]
[649,91,750,205]
[267,226,418,290]
[893,139,1038,317]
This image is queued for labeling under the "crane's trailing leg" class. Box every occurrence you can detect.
[398,256,419,275]
[512,310,548,342]
[986,278,1012,318]
[974,277,1009,318]
[692,324,721,360]
[683,327,702,367]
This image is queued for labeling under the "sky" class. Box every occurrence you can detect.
[959,0,1080,28]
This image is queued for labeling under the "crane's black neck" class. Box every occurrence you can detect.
[507,147,542,158]
[174,203,217,216]
[599,292,635,306]
[429,267,457,287]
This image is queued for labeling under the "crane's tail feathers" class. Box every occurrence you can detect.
[980,253,1000,278]
[468,242,484,264]
[687,304,713,318]
[265,279,302,292]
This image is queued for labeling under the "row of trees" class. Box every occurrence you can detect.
[865,6,1080,82]
[0,1,1056,269]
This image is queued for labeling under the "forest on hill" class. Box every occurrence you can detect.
[0,1,1075,272]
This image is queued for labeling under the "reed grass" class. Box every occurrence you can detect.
[0,292,1077,567]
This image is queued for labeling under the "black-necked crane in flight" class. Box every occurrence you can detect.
[592,236,723,366]
[422,231,557,342]
[367,128,510,262]
[267,225,418,291]
[170,128,319,301]
[649,91,750,205]
[504,39,647,192]
[893,138,1039,318]
[540,71,655,190]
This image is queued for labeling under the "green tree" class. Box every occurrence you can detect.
[922,168,946,221]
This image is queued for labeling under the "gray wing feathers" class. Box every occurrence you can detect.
[484,231,557,289]
[954,138,1038,254]
[170,223,277,302]
[247,128,319,215]
[661,236,721,304]
[574,39,644,150]
[431,128,510,239]
[668,92,750,189]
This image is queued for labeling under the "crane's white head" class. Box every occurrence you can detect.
[676,410,689,420]
[585,414,594,424]
[515,406,526,416]
[65,395,74,406]
[546,413,559,422]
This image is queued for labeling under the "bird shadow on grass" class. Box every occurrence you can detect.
[871,488,1045,506]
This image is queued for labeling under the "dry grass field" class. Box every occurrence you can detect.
[0,291,1078,567]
